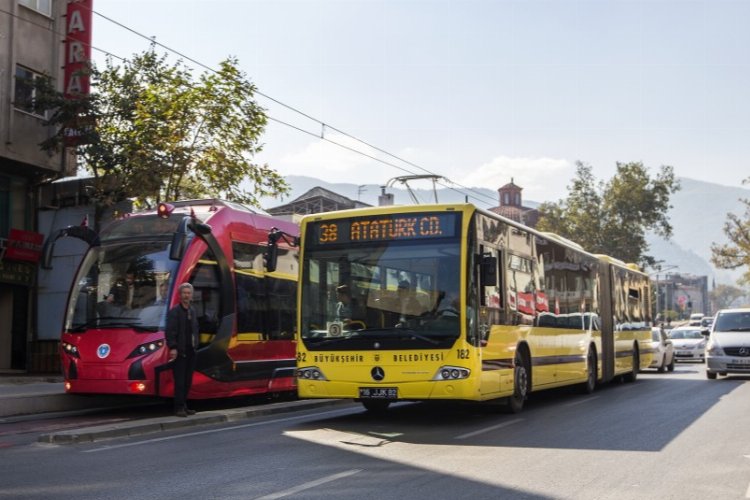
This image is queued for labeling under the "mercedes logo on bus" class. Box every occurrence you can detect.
[371,366,385,381]
[740,347,749,356]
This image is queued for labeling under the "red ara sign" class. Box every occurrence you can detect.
[63,0,93,99]
[4,229,44,263]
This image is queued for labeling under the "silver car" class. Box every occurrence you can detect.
[669,326,707,363]
[648,327,675,372]
[706,308,750,379]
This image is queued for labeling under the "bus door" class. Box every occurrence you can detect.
[477,245,507,396]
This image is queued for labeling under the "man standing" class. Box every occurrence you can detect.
[166,282,199,417]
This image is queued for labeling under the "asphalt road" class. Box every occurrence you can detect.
[2,363,749,500]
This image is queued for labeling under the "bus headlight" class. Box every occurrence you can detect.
[297,366,327,381]
[62,342,80,358]
[433,366,470,380]
[127,340,165,358]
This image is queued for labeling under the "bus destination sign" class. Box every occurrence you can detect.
[310,212,459,246]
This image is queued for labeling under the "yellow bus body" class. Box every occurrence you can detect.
[296,203,652,407]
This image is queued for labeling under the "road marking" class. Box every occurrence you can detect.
[455,418,523,440]
[255,469,362,499]
[82,407,357,453]
[563,396,600,407]
[746,481,750,499]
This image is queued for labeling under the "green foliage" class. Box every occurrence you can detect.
[709,283,747,310]
[711,177,750,285]
[33,49,288,211]
[536,161,680,267]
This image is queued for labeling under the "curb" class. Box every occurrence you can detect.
[38,398,352,444]
[0,392,159,418]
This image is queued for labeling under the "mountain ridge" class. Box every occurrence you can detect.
[259,176,748,285]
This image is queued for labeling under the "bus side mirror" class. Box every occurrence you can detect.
[264,244,278,273]
[264,227,299,273]
[480,254,497,287]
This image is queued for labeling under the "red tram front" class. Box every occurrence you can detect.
[48,199,299,399]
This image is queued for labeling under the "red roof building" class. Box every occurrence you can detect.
[487,178,539,228]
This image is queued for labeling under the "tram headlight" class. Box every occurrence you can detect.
[296,366,327,381]
[62,342,80,358]
[127,340,165,358]
[433,365,470,381]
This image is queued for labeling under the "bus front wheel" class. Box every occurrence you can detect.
[506,351,529,413]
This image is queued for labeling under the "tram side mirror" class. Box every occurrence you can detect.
[480,253,497,287]
[169,232,186,261]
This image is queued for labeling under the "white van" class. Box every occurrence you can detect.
[705,308,750,379]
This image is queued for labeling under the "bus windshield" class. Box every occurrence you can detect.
[300,240,462,349]
[65,241,180,332]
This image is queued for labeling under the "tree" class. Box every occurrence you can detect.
[709,284,747,311]
[536,161,680,267]
[33,49,288,221]
[711,177,750,285]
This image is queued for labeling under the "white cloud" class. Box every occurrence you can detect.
[457,156,574,203]
[277,134,386,184]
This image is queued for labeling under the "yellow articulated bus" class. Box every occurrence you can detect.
[295,203,653,412]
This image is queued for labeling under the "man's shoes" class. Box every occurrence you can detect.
[174,408,188,417]
[185,408,196,415]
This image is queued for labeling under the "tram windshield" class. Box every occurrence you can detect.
[64,241,179,332]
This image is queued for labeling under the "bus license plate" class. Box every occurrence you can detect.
[359,387,397,399]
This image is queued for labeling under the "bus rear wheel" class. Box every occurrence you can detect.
[623,346,639,383]
[506,351,529,413]
[362,400,391,413]
[580,347,597,394]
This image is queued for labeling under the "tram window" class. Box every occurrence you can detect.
[233,242,264,270]
[236,272,264,334]
[266,277,296,340]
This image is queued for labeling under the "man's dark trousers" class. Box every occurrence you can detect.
[173,349,196,411]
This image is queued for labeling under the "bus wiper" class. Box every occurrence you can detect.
[722,328,750,332]
[355,327,442,345]
[307,333,362,346]
[391,328,441,345]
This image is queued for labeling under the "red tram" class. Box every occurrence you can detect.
[44,199,299,399]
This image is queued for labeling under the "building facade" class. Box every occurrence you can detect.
[1,1,77,371]
[266,186,370,222]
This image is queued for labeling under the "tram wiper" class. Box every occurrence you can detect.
[68,318,158,333]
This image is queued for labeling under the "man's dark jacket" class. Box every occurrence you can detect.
[165,304,200,354]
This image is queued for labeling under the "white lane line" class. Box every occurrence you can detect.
[255,469,362,499]
[82,407,356,453]
[562,396,600,407]
[455,418,523,440]
[746,480,750,498]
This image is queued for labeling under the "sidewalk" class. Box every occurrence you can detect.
[0,375,351,445]
[0,375,147,419]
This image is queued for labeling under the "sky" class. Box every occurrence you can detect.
[89,0,750,206]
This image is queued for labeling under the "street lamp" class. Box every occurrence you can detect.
[649,264,679,323]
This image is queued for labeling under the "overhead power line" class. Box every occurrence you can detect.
[3,5,502,208]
